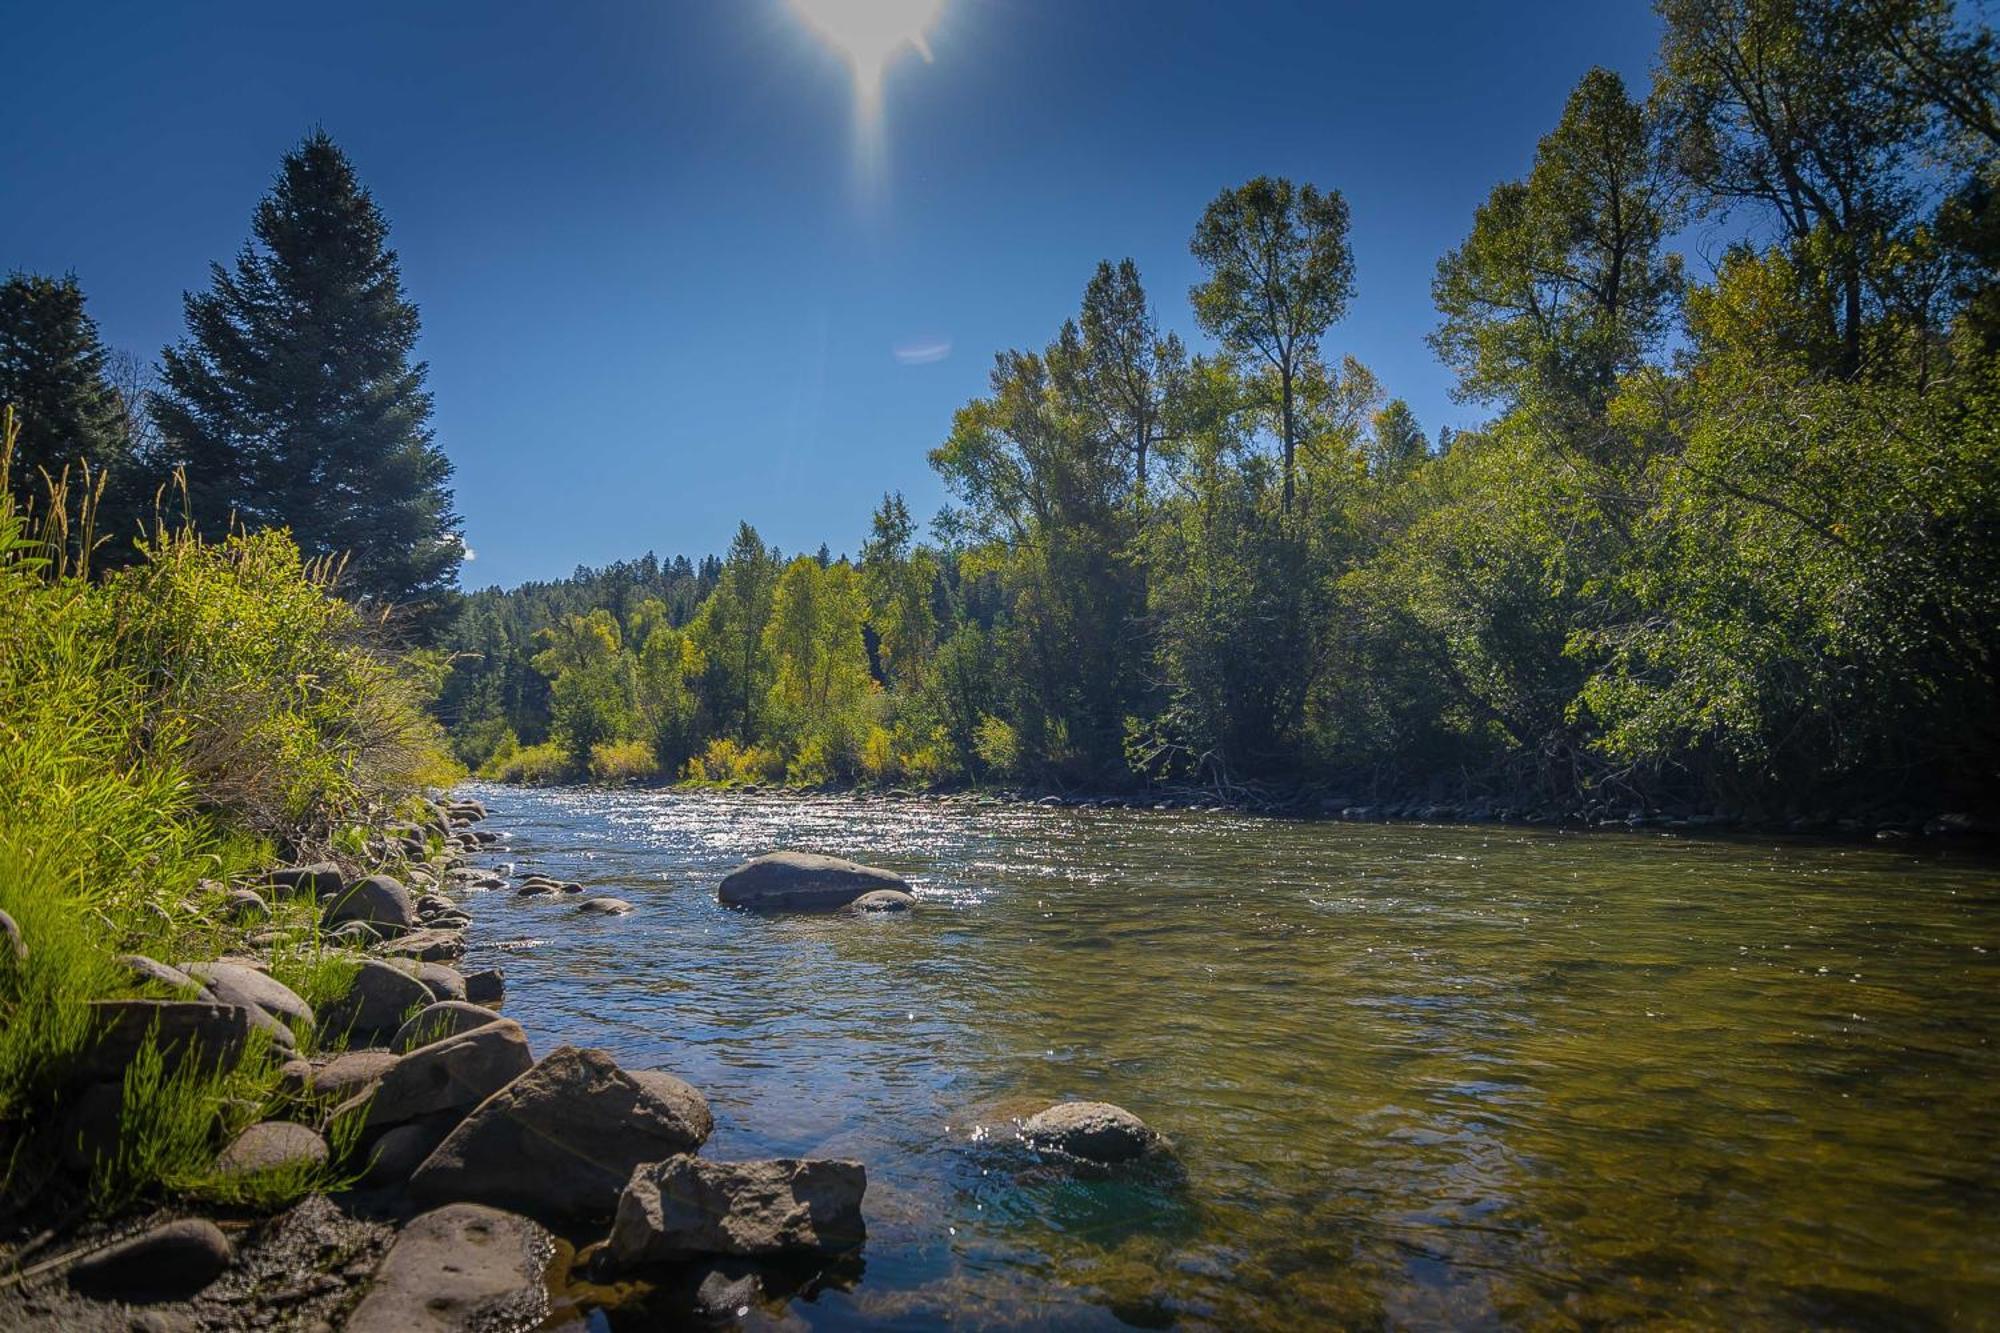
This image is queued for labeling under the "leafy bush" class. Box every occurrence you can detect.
[480,739,567,784]
[588,738,657,783]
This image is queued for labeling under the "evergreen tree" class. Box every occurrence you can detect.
[151,131,460,618]
[0,273,132,509]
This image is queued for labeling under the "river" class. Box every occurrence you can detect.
[448,783,2000,1330]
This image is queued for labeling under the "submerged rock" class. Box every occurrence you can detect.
[1021,1101,1161,1163]
[717,851,910,912]
[409,1045,711,1223]
[849,888,918,913]
[345,1204,552,1333]
[606,1157,867,1269]
[67,1219,233,1302]
[576,896,633,915]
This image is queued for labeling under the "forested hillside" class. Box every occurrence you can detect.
[439,2,1999,818]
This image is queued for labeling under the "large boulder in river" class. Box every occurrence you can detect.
[1020,1101,1161,1164]
[605,1157,867,1269]
[408,1045,711,1223]
[717,851,910,912]
[345,1204,552,1333]
[324,874,417,933]
[322,959,433,1044]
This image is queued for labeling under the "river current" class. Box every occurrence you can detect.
[446,783,2000,1330]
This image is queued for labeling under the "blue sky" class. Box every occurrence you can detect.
[1,0,1663,589]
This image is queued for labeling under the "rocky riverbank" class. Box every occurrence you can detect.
[0,798,1150,1330]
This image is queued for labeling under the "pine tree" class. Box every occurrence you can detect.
[0,272,132,505]
[151,131,461,617]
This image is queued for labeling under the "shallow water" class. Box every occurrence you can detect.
[450,783,2000,1330]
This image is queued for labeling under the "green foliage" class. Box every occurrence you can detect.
[447,10,1997,819]
[150,131,461,619]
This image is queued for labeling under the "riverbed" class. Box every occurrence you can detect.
[449,784,2000,1329]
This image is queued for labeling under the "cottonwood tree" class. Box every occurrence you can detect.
[1190,177,1355,513]
[1077,258,1184,506]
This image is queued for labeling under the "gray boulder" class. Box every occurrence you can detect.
[222,889,270,924]
[265,862,342,899]
[215,1120,327,1177]
[183,960,314,1031]
[322,959,433,1043]
[365,1019,533,1131]
[119,954,207,997]
[78,1000,277,1081]
[324,874,417,932]
[717,851,910,912]
[68,1219,233,1301]
[416,962,468,1002]
[606,1157,867,1268]
[1020,1101,1161,1163]
[576,896,633,915]
[393,1000,517,1054]
[409,1045,712,1223]
[311,1049,401,1100]
[344,1204,552,1333]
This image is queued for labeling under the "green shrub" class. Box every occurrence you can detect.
[588,738,657,783]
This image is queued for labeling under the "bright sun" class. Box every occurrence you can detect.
[788,0,943,99]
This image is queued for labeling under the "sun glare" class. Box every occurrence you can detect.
[789,0,943,108]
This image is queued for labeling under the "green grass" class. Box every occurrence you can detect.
[0,418,452,1217]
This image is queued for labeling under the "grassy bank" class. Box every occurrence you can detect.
[0,409,454,1221]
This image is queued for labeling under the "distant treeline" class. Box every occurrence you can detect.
[440,3,1999,816]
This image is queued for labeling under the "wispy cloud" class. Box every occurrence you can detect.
[893,337,952,366]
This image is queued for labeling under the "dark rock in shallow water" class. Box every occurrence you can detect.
[67,1219,232,1301]
[627,1069,714,1145]
[345,1204,552,1333]
[1021,1101,1161,1163]
[576,896,633,915]
[215,1120,328,1177]
[717,851,910,912]
[606,1157,867,1268]
[408,1045,710,1223]
[464,967,506,1006]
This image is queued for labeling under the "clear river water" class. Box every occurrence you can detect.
[448,783,2000,1330]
